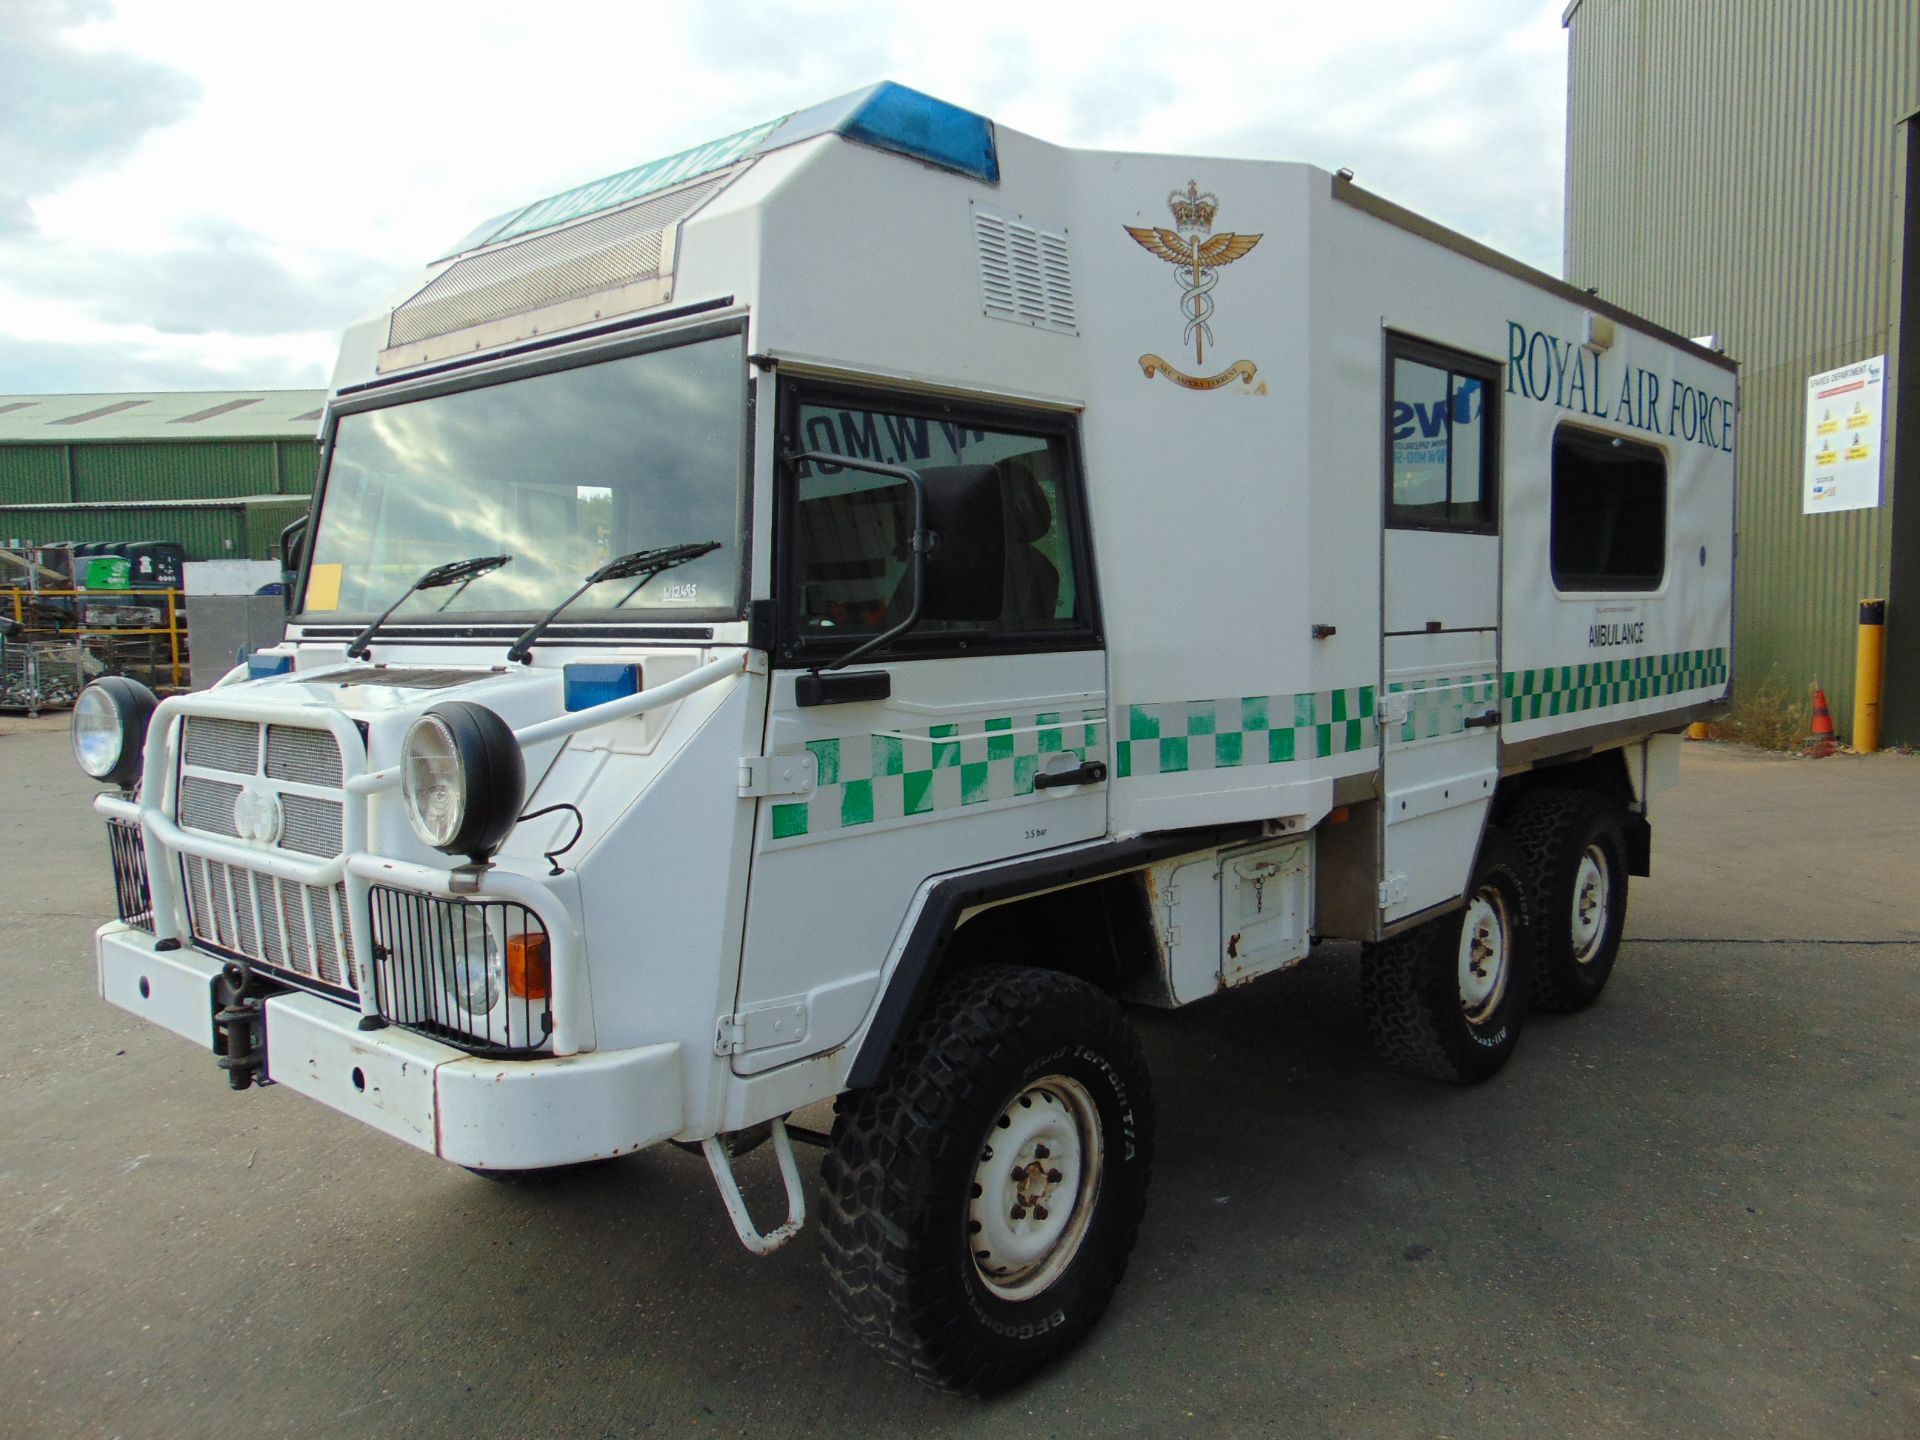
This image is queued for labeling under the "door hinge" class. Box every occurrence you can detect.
[1378,873,1409,908]
[1383,692,1410,727]
[714,1000,809,1055]
[738,751,817,798]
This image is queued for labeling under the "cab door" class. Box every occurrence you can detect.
[1379,338,1503,926]
[729,382,1108,1074]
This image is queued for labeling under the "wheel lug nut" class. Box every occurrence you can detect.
[1034,1144,1050,1160]
[1010,1204,1026,1220]
[1048,1168,1063,1184]
[1034,1205,1049,1221]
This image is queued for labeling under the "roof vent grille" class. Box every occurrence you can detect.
[973,205,1076,336]
[382,167,739,366]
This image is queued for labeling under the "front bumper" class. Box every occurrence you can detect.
[98,923,684,1169]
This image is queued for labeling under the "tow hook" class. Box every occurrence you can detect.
[214,960,271,1091]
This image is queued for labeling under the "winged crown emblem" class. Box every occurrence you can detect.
[1125,180,1263,387]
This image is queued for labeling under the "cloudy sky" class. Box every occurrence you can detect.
[1,0,1569,395]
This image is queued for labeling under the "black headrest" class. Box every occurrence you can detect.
[999,455,1052,543]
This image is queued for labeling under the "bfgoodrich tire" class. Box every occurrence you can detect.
[819,965,1153,1396]
[1510,789,1630,1012]
[1361,831,1533,1083]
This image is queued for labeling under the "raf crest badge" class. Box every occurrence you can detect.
[1125,181,1262,390]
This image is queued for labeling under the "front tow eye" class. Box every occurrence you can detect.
[214,960,271,1091]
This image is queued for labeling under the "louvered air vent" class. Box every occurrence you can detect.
[972,205,1077,335]
[379,167,741,370]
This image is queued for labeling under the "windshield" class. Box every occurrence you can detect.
[302,331,746,620]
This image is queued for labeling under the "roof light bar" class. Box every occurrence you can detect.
[440,82,998,257]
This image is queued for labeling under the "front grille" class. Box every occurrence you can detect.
[178,722,347,862]
[266,725,344,785]
[279,793,343,856]
[183,854,356,995]
[369,887,552,1054]
[179,775,242,835]
[183,717,259,773]
[106,819,153,931]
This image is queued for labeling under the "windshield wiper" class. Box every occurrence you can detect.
[345,553,513,660]
[505,541,720,664]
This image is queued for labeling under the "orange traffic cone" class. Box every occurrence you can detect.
[1806,685,1836,758]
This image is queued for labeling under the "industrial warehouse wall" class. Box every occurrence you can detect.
[1564,0,1919,743]
[0,439,317,505]
[0,498,310,561]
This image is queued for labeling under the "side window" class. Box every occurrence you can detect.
[1551,426,1667,590]
[1387,346,1497,531]
[783,393,1092,653]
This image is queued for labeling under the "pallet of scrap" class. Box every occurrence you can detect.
[0,638,102,715]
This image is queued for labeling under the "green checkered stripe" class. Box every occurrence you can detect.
[1503,648,1729,722]
[1387,672,1501,742]
[1113,688,1375,779]
[767,710,1106,840]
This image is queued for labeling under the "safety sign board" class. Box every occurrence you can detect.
[1804,355,1884,513]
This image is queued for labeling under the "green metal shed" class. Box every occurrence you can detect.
[0,391,324,507]
[0,495,313,562]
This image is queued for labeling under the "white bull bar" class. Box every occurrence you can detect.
[92,652,748,1058]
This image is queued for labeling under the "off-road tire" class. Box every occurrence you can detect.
[819,965,1154,1396]
[1361,831,1533,1083]
[1510,788,1630,1012]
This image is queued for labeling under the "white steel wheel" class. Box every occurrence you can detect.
[1570,844,1613,965]
[819,965,1154,1395]
[1362,831,1533,1084]
[1510,789,1631,1013]
[1456,885,1513,1025]
[967,1075,1103,1300]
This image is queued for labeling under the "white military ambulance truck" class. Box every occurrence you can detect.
[73,84,1735,1393]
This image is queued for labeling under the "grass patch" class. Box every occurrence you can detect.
[1702,666,1810,752]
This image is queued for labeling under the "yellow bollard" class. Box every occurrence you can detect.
[1853,598,1885,754]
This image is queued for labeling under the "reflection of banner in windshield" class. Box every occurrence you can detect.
[792,410,997,477]
[1392,437,1448,502]
[1389,379,1479,502]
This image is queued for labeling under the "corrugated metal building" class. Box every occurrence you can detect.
[1563,0,1920,744]
[0,495,311,561]
[0,391,324,560]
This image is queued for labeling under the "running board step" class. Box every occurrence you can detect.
[702,1116,807,1255]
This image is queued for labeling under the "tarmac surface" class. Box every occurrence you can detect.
[2,711,1916,1438]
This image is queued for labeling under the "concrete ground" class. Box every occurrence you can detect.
[2,713,1915,1438]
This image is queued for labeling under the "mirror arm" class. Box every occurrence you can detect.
[783,450,932,675]
[819,522,929,675]
[279,515,309,616]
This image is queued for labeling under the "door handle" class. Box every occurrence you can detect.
[1033,760,1109,790]
[1463,710,1501,729]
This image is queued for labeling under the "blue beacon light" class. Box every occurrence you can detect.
[564,662,642,713]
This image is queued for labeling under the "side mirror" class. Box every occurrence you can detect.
[783,449,1008,691]
[919,465,1004,622]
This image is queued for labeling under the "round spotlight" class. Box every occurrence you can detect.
[399,701,524,861]
[71,677,159,788]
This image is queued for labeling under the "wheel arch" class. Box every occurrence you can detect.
[843,824,1261,1089]
[1493,745,1650,875]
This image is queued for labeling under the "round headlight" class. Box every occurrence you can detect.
[71,677,158,788]
[443,908,501,1015]
[401,715,465,848]
[399,701,525,860]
